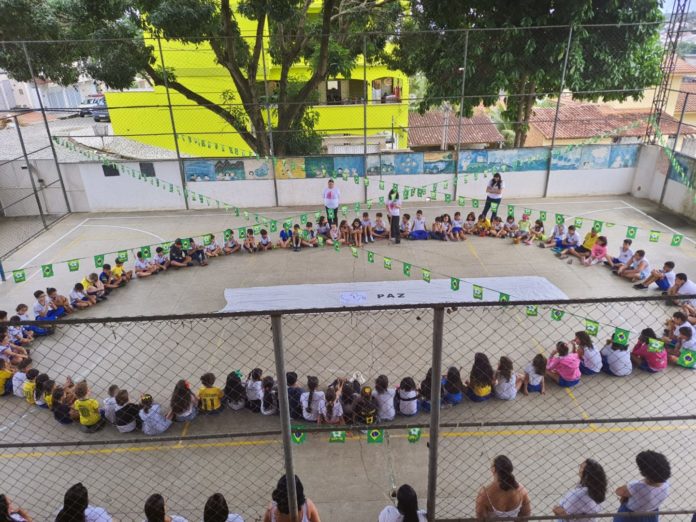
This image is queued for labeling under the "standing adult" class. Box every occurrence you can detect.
[482,172,504,219]
[386,188,402,244]
[475,455,532,520]
[322,179,340,225]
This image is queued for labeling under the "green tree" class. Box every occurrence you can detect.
[391,0,663,147]
[0,0,401,156]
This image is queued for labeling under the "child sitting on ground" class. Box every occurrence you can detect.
[69,283,94,309]
[464,353,494,402]
[400,214,412,239]
[198,372,224,414]
[223,231,241,254]
[7,316,32,347]
[605,238,633,269]
[473,214,491,237]
[372,375,396,421]
[277,225,293,249]
[631,328,667,373]
[0,359,15,396]
[319,387,344,425]
[114,389,142,433]
[223,372,246,411]
[559,228,597,263]
[245,368,264,412]
[572,331,602,376]
[452,212,466,241]
[429,216,446,241]
[490,216,505,238]
[546,342,581,388]
[1,329,28,365]
[554,225,581,255]
[396,377,419,416]
[34,290,65,320]
[410,210,429,240]
[494,356,522,400]
[540,221,565,249]
[260,375,278,416]
[139,394,172,435]
[16,304,51,336]
[316,216,330,239]
[442,367,465,405]
[52,386,76,425]
[463,212,476,235]
[634,261,676,291]
[350,218,363,247]
[361,212,375,243]
[513,214,531,244]
[668,326,696,367]
[73,380,106,432]
[11,359,31,398]
[522,354,546,395]
[373,212,389,239]
[153,247,171,270]
[47,287,73,315]
[134,252,156,278]
[525,219,545,245]
[352,385,378,426]
[292,224,303,252]
[22,368,39,405]
[243,229,257,253]
[339,220,351,245]
[103,384,119,423]
[502,215,517,238]
[301,376,324,422]
[112,258,133,282]
[258,229,273,251]
[600,339,632,376]
[442,214,455,241]
[582,236,608,266]
[617,250,650,282]
[205,234,223,257]
[301,223,318,248]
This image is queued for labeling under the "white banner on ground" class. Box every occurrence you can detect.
[221,277,567,313]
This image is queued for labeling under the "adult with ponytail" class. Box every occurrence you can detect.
[475,455,531,520]
[0,494,32,522]
[300,376,324,423]
[553,459,607,522]
[378,484,426,521]
[262,474,320,522]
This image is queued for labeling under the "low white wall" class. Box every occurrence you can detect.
[546,168,635,197]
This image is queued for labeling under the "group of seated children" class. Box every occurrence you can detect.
[4,322,693,437]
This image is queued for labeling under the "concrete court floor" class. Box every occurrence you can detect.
[1,195,696,521]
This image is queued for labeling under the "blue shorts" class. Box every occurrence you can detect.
[452,227,462,233]
[2,379,12,396]
[639,361,660,373]
[443,392,462,405]
[558,376,580,388]
[409,230,429,240]
[527,383,542,393]
[613,503,658,522]
[579,362,599,376]
[656,277,671,291]
[420,400,432,413]
[465,388,491,402]
[555,238,564,248]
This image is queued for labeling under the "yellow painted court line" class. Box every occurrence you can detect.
[465,241,491,276]
[177,421,191,445]
[2,423,693,460]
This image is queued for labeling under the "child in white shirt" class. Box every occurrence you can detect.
[372,375,396,421]
[397,377,418,416]
[301,376,325,422]
[68,283,93,309]
[245,368,263,412]
[139,394,172,435]
[361,212,375,243]
[223,231,241,254]
[103,384,119,423]
[153,247,170,270]
[205,234,223,257]
[134,252,156,278]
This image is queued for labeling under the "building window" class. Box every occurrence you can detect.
[103,164,119,177]
[372,77,402,103]
[139,162,155,177]
[323,79,366,105]
[326,80,341,104]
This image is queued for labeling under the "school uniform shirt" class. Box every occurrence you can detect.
[523,364,543,386]
[494,374,517,400]
[300,391,325,422]
[154,253,169,264]
[625,480,669,512]
[564,231,581,246]
[386,198,401,217]
[486,179,504,200]
[0,344,13,362]
[114,403,141,433]
[134,258,150,271]
[600,345,632,376]
[452,219,464,230]
[69,289,86,304]
[73,397,102,426]
[57,505,111,522]
[279,229,293,241]
[581,346,603,373]
[400,221,411,233]
[99,271,111,285]
[245,379,263,402]
[12,372,27,398]
[323,186,341,209]
[199,386,224,411]
[259,235,272,246]
[412,218,427,232]
[615,247,633,264]
[557,486,602,522]
[8,326,23,344]
[630,256,650,274]
[551,224,565,239]
[317,224,330,235]
[22,380,36,404]
[397,389,418,415]
[0,368,13,393]
[103,397,117,423]
[677,279,696,306]
[44,391,53,409]
[261,389,278,415]
[139,404,172,435]
[378,505,427,522]
[32,300,49,319]
[374,219,387,232]
[169,244,185,262]
[112,265,126,278]
[318,399,343,423]
[287,386,304,419]
[372,388,396,421]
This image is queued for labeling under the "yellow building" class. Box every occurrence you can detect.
[104,3,408,158]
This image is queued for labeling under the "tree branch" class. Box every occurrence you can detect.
[331,0,397,21]
[144,63,258,152]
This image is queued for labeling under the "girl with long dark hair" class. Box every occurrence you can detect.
[386,188,402,244]
[553,459,607,521]
[476,455,531,520]
[378,484,426,521]
[482,172,504,219]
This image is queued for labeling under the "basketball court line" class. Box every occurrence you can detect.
[620,199,696,247]
[80,224,165,242]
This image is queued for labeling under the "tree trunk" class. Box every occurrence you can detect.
[513,74,528,148]
[518,81,536,148]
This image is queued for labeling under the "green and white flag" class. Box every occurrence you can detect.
[329,431,346,443]
[626,226,637,239]
[224,229,233,241]
[253,225,261,235]
[341,205,348,217]
[585,319,599,337]
[384,257,392,270]
[507,205,515,217]
[68,259,80,272]
[574,217,583,229]
[181,239,191,250]
[539,211,547,221]
[647,338,665,353]
[118,250,128,262]
[314,211,322,221]
[333,241,340,252]
[354,175,360,185]
[473,285,483,300]
[291,431,306,445]
[458,196,465,206]
[403,262,412,277]
[141,246,152,258]
[498,292,510,303]
[489,201,498,213]
[671,234,683,247]
[12,270,26,283]
[41,264,54,278]
[422,269,431,283]
[379,180,385,190]
[94,254,105,268]
[203,234,212,246]
[407,428,422,443]
[450,277,460,291]
[444,193,452,203]
[351,246,359,258]
[238,228,246,240]
[555,214,564,225]
[472,198,480,209]
[649,230,660,243]
[300,214,308,225]
[592,221,603,233]
[270,221,278,233]
[551,309,565,321]
[526,305,538,317]
[367,251,375,263]
[523,208,532,216]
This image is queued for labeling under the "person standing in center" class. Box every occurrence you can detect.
[386,188,402,244]
[482,172,504,219]
[323,179,340,226]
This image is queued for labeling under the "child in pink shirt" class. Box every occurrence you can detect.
[546,342,581,387]
[582,236,608,266]
[630,328,667,373]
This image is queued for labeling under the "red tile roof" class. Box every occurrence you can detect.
[675,81,696,113]
[530,104,696,139]
[408,110,504,148]
[672,58,696,75]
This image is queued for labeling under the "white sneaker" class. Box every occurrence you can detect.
[352,371,366,385]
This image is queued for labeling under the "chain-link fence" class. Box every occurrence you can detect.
[2,296,695,521]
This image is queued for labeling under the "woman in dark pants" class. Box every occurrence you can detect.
[386,188,402,244]
[482,172,504,219]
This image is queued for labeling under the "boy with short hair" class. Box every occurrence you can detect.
[0,328,28,365]
[205,234,223,257]
[560,228,598,262]
[198,372,224,414]
[103,384,119,423]
[46,288,72,316]
[400,213,412,239]
[169,239,193,268]
[16,304,51,336]
[153,247,170,270]
[668,326,696,365]
[258,229,273,251]
[8,316,32,346]
[12,359,32,398]
[373,212,389,239]
[73,380,106,432]
[134,251,156,278]
[634,261,676,291]
[554,225,581,255]
[286,372,305,420]
[291,224,302,252]
[33,290,65,321]
[361,212,375,243]
[605,239,633,269]
[617,250,650,282]
[83,273,107,301]
[22,368,39,405]
[69,283,95,309]
[277,226,293,249]
[243,229,258,253]
[113,389,142,433]
[301,222,317,248]
[99,264,120,291]
[409,210,429,240]
[223,231,241,255]
[113,258,133,282]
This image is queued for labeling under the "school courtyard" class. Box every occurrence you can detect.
[1,194,695,521]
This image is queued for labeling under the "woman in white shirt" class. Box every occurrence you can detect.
[613,451,671,522]
[482,172,504,219]
[56,483,112,522]
[0,495,32,522]
[372,375,396,421]
[144,494,188,522]
[378,484,426,522]
[203,493,244,522]
[322,179,340,225]
[553,459,606,522]
[386,189,402,244]
[300,376,325,422]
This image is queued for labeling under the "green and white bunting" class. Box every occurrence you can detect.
[593,221,603,233]
[450,277,460,291]
[384,257,392,270]
[458,196,465,206]
[94,254,105,268]
[403,262,412,277]
[367,429,384,444]
[649,230,661,243]
[407,428,422,443]
[367,251,375,263]
[41,264,54,278]
[67,260,80,272]
[626,226,637,239]
[555,213,564,225]
[526,305,538,317]
[329,431,346,443]
[551,309,565,321]
[671,234,683,247]
[647,338,665,353]
[291,431,306,445]
[141,246,152,258]
[422,269,431,283]
[574,217,583,229]
[613,328,630,345]
[117,250,128,262]
[498,293,510,303]
[12,270,26,283]
[473,285,483,300]
[351,246,359,258]
[585,319,599,337]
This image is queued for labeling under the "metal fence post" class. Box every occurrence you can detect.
[156,37,190,210]
[453,31,469,201]
[271,314,299,521]
[659,92,688,206]
[543,26,573,198]
[261,47,279,207]
[426,306,445,521]
[363,35,369,203]
[21,42,72,214]
[13,115,47,229]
